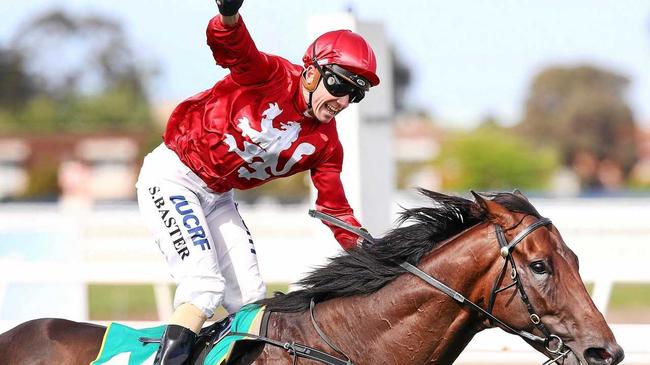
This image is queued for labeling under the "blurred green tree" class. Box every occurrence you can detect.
[436,123,558,191]
[0,9,157,134]
[0,48,35,110]
[0,9,161,200]
[518,65,637,190]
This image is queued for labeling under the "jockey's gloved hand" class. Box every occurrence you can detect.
[216,0,244,16]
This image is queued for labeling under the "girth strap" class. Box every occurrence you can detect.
[226,332,352,365]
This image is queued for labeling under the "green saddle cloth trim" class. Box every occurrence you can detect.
[90,305,266,365]
[90,322,165,364]
[203,305,266,365]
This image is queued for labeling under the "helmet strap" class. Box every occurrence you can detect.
[301,68,321,113]
[301,69,321,92]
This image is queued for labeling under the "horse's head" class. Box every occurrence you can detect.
[472,191,624,365]
[257,189,624,365]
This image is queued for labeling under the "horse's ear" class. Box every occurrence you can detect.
[471,190,487,209]
[471,190,511,224]
[512,188,530,202]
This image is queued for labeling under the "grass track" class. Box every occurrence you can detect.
[88,283,289,321]
[88,283,649,322]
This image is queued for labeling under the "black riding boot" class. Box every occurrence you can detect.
[153,324,196,365]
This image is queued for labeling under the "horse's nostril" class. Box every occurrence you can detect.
[584,348,613,365]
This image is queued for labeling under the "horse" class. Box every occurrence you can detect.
[0,190,624,365]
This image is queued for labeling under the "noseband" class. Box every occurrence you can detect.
[309,210,572,365]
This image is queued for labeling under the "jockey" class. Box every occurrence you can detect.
[135,1,380,364]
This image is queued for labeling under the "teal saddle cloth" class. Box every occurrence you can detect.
[91,305,268,365]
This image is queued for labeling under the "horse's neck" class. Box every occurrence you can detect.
[316,224,497,364]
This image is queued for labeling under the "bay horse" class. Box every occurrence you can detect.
[0,190,623,365]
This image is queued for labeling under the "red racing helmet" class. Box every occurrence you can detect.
[302,30,380,87]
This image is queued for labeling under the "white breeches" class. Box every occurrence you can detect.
[135,143,266,318]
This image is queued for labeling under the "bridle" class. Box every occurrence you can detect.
[309,210,573,365]
[488,217,572,364]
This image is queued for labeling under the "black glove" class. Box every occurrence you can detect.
[216,0,243,16]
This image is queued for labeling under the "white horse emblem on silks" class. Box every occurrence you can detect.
[223,103,316,181]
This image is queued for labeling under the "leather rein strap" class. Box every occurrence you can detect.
[226,330,352,365]
[308,210,571,364]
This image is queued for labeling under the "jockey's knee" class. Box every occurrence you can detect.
[174,275,226,319]
[243,282,267,304]
[222,281,266,313]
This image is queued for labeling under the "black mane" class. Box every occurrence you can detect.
[256,189,541,312]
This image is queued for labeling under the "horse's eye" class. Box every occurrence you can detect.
[530,261,548,274]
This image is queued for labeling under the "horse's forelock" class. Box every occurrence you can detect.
[487,192,542,218]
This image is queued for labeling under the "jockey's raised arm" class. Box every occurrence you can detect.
[207,13,274,85]
[136,1,381,363]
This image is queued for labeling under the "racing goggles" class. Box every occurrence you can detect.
[314,63,370,103]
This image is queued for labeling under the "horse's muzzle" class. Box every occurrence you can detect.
[584,344,624,365]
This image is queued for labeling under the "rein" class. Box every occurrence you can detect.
[226,330,351,365]
[309,210,571,365]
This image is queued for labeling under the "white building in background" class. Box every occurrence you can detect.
[73,137,139,200]
[0,134,142,202]
[0,139,29,200]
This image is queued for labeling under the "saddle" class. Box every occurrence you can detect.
[91,306,268,365]
[188,311,269,365]
[188,315,235,365]
[94,304,347,365]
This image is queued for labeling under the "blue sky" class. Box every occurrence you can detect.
[2,0,649,128]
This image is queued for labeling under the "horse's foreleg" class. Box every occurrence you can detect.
[0,318,106,365]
